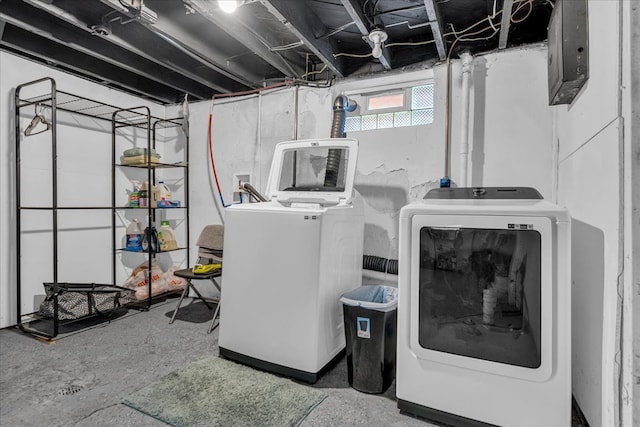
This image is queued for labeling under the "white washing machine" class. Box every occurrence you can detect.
[218,138,363,383]
[397,187,571,427]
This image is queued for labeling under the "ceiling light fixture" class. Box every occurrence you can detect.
[218,0,241,13]
[368,29,388,59]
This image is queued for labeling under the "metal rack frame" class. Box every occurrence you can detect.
[15,77,189,340]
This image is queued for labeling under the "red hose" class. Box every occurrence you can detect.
[207,80,294,208]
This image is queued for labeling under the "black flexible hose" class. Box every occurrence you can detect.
[363,255,398,275]
[324,95,356,187]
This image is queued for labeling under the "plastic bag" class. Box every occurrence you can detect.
[340,285,398,312]
[121,260,168,300]
[163,267,186,292]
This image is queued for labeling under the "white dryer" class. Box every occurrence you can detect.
[397,187,571,427]
[218,138,364,383]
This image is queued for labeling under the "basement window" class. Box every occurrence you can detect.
[345,84,434,132]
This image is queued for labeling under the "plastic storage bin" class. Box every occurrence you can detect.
[340,285,398,393]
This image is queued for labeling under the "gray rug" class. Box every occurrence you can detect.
[123,356,327,427]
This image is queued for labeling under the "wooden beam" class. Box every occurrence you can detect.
[187,0,305,78]
[339,0,391,70]
[25,0,245,94]
[97,0,259,88]
[0,25,178,103]
[423,0,446,60]
[0,4,213,99]
[498,0,514,49]
[261,0,345,78]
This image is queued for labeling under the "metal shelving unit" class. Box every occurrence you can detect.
[111,110,190,310]
[14,77,189,340]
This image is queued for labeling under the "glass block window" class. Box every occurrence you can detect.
[361,114,377,130]
[378,112,394,129]
[412,85,434,109]
[345,116,361,133]
[345,83,434,132]
[412,109,434,125]
[394,111,411,127]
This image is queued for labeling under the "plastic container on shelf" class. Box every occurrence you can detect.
[125,219,143,252]
[139,180,149,208]
[129,180,141,207]
[158,220,178,251]
[157,180,171,201]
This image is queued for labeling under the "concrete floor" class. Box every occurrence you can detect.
[0,298,430,427]
[0,298,587,427]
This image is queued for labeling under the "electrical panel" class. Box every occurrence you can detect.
[547,0,589,105]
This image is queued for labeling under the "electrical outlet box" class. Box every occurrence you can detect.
[547,0,589,105]
[232,172,252,202]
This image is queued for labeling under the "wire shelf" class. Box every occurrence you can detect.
[18,90,185,129]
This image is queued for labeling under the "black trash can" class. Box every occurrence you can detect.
[340,285,398,394]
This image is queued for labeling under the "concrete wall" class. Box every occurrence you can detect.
[622,1,640,426]
[554,1,637,426]
[332,46,553,265]
[0,52,164,328]
[4,17,634,424]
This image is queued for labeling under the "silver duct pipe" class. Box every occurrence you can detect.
[325,95,357,187]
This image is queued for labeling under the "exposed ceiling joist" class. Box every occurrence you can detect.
[0,0,555,103]
[498,0,514,49]
[186,0,305,78]
[339,0,391,70]
[0,4,210,100]
[423,0,447,60]
[22,0,236,97]
[260,0,345,78]
[0,24,177,103]
[97,0,259,89]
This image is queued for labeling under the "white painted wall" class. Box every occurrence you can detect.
[622,3,640,426]
[332,46,553,266]
[178,47,553,288]
[4,21,632,425]
[0,52,164,328]
[554,1,637,426]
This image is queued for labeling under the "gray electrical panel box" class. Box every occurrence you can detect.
[547,0,589,105]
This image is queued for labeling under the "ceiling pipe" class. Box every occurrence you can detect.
[459,51,473,187]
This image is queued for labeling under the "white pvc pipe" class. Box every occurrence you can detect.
[459,51,473,187]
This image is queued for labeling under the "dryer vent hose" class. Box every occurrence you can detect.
[324,95,357,187]
[363,255,398,275]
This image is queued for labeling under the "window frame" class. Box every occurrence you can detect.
[342,81,435,132]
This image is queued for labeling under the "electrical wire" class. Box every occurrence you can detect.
[331,0,533,60]
[300,63,329,79]
[269,41,305,52]
[206,81,294,209]
[333,52,372,58]
[511,0,534,24]
[386,39,436,48]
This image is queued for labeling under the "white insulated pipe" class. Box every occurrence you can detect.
[459,51,473,187]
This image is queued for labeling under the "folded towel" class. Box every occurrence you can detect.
[198,248,223,263]
[121,154,160,165]
[197,225,224,251]
[123,147,160,157]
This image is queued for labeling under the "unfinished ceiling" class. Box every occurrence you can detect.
[0,0,554,104]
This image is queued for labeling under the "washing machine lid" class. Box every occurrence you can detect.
[265,138,359,205]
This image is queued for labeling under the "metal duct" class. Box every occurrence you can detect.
[324,95,356,187]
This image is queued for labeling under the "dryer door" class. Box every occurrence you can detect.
[409,214,554,382]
